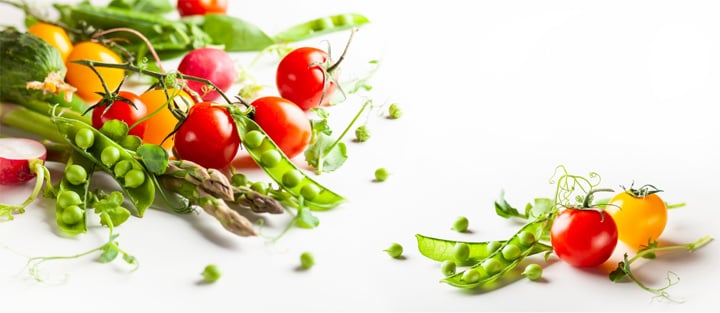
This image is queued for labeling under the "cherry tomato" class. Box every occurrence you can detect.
[139,88,194,150]
[173,102,240,169]
[66,41,124,103]
[177,0,228,17]
[27,22,73,62]
[177,47,237,102]
[606,189,667,250]
[250,96,311,159]
[550,208,618,268]
[91,91,148,138]
[276,47,338,111]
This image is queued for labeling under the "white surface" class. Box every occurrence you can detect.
[1,0,719,311]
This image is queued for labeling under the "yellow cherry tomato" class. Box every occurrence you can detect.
[139,88,194,150]
[65,41,124,103]
[606,188,667,250]
[28,22,73,62]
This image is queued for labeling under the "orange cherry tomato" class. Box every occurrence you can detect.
[27,22,73,62]
[139,88,194,150]
[606,186,668,250]
[65,41,124,103]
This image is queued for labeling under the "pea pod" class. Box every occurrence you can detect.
[55,152,94,235]
[416,235,507,266]
[273,13,370,43]
[441,218,552,288]
[53,116,155,217]
[232,113,344,210]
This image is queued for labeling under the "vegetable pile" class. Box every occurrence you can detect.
[413,165,712,302]
[0,0,383,277]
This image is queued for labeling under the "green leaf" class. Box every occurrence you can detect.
[94,192,131,227]
[99,243,120,263]
[304,134,347,174]
[295,206,319,229]
[108,0,173,14]
[137,144,169,175]
[494,190,526,219]
[201,14,275,51]
[530,198,554,218]
[122,253,137,265]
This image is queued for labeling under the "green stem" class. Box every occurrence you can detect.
[1,107,66,143]
[666,202,686,210]
[327,99,370,153]
[629,235,713,264]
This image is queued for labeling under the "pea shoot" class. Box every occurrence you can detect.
[384,243,403,258]
[201,264,221,283]
[522,263,543,281]
[451,216,469,232]
[374,167,390,182]
[300,252,315,270]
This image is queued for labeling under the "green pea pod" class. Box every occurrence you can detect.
[54,116,155,217]
[416,235,508,266]
[201,14,275,51]
[232,113,344,210]
[273,13,370,43]
[441,218,552,288]
[55,152,94,235]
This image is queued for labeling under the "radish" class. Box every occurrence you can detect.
[0,137,47,185]
[177,47,238,102]
[0,137,52,219]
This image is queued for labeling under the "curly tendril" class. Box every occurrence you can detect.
[549,165,602,208]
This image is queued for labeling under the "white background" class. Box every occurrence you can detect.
[1,0,719,311]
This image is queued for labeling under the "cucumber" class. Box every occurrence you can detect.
[0,28,88,114]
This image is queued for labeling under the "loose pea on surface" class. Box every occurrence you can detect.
[451,216,469,232]
[300,252,315,270]
[387,103,402,119]
[354,125,370,142]
[384,243,403,258]
[201,264,221,283]
[374,167,390,182]
[64,164,88,185]
[441,260,456,276]
[523,263,543,281]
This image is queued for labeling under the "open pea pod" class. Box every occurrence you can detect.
[232,113,344,210]
[54,152,95,235]
[441,218,552,289]
[416,235,508,266]
[273,13,370,43]
[53,116,155,217]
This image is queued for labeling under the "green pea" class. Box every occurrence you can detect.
[201,264,221,283]
[250,181,268,194]
[354,125,370,142]
[57,190,82,208]
[461,269,482,283]
[441,260,456,277]
[244,130,265,149]
[282,170,303,188]
[487,241,502,253]
[124,169,146,188]
[113,160,133,177]
[481,258,502,275]
[300,252,315,270]
[231,173,248,187]
[64,164,88,185]
[100,146,121,167]
[522,263,543,281]
[336,13,353,26]
[74,128,95,150]
[260,150,282,168]
[61,205,84,225]
[517,231,536,247]
[314,16,334,31]
[374,167,390,182]
[453,242,470,262]
[501,244,522,261]
[300,184,319,201]
[451,216,469,232]
[388,103,402,119]
[384,243,403,258]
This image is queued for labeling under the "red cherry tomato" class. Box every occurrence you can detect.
[177,0,228,16]
[91,91,148,138]
[177,47,237,102]
[251,96,311,159]
[173,102,240,169]
[276,47,338,111]
[550,208,618,268]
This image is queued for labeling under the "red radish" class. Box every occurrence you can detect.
[0,138,47,185]
[177,47,238,102]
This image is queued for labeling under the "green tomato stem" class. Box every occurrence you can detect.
[327,99,370,153]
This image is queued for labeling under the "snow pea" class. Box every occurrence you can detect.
[273,13,370,43]
[55,152,94,235]
[441,218,552,288]
[231,112,344,210]
[54,116,155,216]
